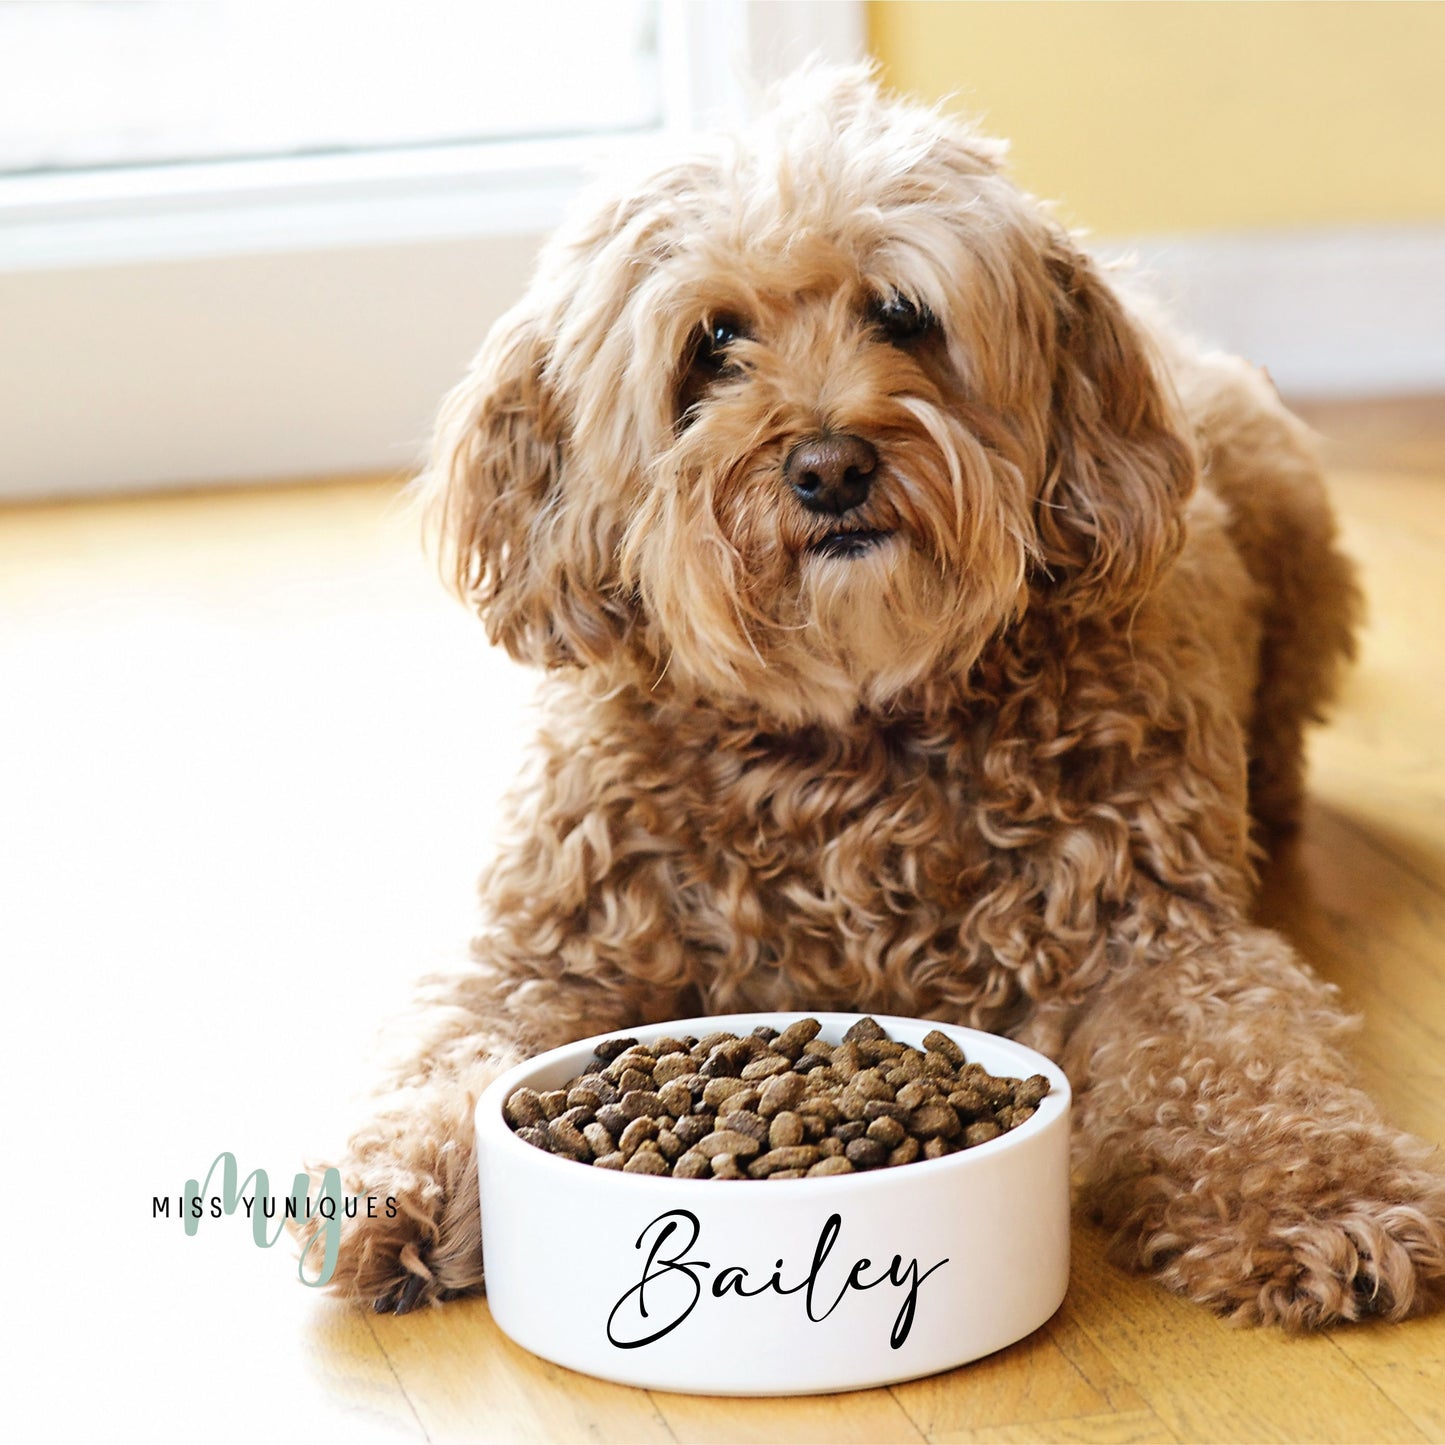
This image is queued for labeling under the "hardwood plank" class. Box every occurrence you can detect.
[302,1298,430,1439]
[1062,1227,1428,1444]
[934,1409,1179,1445]
[890,1312,1145,1437]
[1040,1300,1157,1418]
[1330,1312,1445,1441]
[652,1386,927,1444]
[367,1297,677,1444]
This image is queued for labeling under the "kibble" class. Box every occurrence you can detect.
[503,1017,1051,1179]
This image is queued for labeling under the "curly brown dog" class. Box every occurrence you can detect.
[308,69,1445,1327]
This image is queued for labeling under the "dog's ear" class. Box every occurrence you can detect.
[422,304,628,669]
[1034,240,1196,612]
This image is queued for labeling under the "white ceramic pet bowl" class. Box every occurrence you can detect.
[475,1012,1070,1395]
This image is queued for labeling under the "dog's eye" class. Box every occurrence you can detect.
[872,294,937,343]
[697,316,744,371]
[678,316,748,428]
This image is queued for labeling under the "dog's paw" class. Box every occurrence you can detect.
[1111,1158,1445,1328]
[366,1232,477,1317]
[1144,1201,1445,1328]
[297,1093,487,1313]
[373,1273,471,1315]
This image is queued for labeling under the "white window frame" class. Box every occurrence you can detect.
[0,1,864,500]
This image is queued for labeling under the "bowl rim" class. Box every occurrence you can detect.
[475,1010,1071,1194]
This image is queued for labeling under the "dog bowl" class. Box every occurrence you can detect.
[474,1012,1070,1395]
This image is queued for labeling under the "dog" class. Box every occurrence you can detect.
[308,68,1445,1327]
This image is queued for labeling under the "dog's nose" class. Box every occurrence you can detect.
[784,433,878,516]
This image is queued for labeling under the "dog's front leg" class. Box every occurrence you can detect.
[1063,920,1445,1326]
[303,960,684,1314]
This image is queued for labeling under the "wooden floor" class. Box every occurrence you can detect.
[4,396,1444,1443]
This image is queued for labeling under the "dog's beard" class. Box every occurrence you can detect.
[625,405,1033,726]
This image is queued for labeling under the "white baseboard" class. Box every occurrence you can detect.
[0,231,550,501]
[1099,224,1445,401]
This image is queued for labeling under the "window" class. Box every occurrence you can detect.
[0,1,663,173]
[0,2,864,499]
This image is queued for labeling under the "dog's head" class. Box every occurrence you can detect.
[425,69,1194,726]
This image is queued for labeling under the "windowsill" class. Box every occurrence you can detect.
[0,131,675,271]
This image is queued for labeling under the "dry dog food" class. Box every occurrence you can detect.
[503,1017,1051,1180]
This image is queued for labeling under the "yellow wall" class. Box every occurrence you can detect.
[868,1,1445,236]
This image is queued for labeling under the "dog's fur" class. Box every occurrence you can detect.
[308,70,1445,1326]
